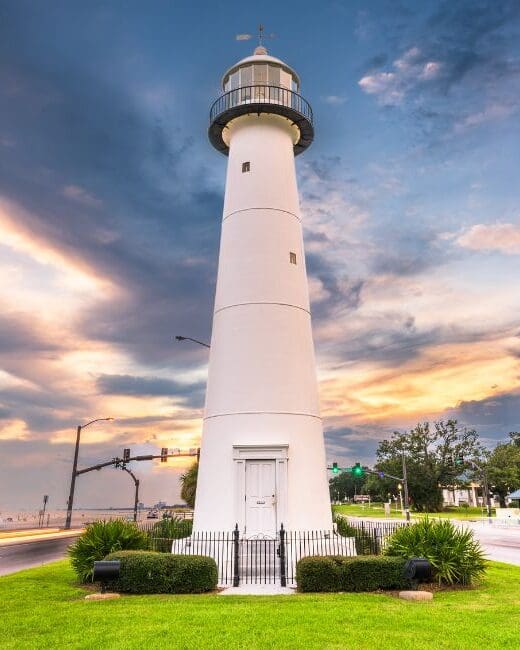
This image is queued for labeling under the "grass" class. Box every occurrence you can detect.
[0,560,519,649]
[333,503,495,520]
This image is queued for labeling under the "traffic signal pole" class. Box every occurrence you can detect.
[66,449,199,528]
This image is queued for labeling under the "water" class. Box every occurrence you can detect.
[0,509,150,530]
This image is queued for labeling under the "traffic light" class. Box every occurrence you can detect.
[123,448,130,462]
[352,462,364,478]
[160,447,168,463]
[454,455,464,466]
[332,462,339,474]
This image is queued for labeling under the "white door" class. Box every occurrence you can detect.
[245,460,276,537]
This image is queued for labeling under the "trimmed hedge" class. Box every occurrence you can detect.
[296,555,409,593]
[103,550,218,594]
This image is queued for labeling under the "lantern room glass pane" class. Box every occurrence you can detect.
[253,64,267,84]
[279,69,291,89]
[240,65,252,86]
[230,71,239,90]
[268,65,280,86]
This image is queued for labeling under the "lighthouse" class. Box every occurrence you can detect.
[193,45,332,536]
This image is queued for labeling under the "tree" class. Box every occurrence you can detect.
[486,433,520,507]
[180,461,198,508]
[373,420,486,512]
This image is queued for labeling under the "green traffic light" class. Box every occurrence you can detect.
[332,462,339,474]
[352,463,364,477]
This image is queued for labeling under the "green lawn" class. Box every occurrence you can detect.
[1,560,519,649]
[333,503,494,520]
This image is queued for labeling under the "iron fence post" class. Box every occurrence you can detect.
[279,524,287,587]
[233,524,240,587]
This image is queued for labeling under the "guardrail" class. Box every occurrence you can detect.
[210,85,313,126]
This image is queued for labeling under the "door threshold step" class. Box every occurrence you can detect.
[219,584,296,595]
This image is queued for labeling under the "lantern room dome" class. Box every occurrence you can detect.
[221,50,301,90]
[209,47,313,157]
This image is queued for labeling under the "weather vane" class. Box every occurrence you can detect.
[236,24,275,46]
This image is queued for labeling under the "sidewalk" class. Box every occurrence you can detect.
[0,528,83,546]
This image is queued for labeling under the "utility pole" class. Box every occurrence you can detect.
[65,418,114,529]
[402,453,411,522]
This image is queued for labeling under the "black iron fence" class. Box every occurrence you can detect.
[166,524,356,586]
[338,517,409,555]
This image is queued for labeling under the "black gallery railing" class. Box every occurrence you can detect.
[210,85,313,126]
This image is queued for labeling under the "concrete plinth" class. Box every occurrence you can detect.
[398,590,433,601]
[85,592,121,601]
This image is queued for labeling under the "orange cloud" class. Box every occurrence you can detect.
[456,222,520,255]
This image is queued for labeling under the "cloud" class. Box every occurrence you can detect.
[456,223,520,254]
[62,185,102,207]
[454,103,517,132]
[359,47,441,105]
[322,95,347,105]
[96,374,205,408]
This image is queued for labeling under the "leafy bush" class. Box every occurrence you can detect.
[147,517,193,552]
[334,515,377,554]
[104,550,217,593]
[385,518,486,585]
[68,520,149,582]
[296,555,408,592]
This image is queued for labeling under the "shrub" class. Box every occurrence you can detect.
[334,515,377,554]
[296,555,408,593]
[104,550,217,593]
[148,517,193,552]
[68,519,149,582]
[385,518,486,585]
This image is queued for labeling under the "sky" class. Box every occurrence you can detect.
[1,0,519,511]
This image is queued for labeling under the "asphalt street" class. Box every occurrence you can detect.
[459,522,520,566]
[0,536,79,577]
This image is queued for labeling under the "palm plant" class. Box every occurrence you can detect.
[68,519,149,582]
[385,518,486,585]
[180,461,198,508]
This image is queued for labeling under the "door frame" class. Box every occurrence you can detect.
[233,445,288,536]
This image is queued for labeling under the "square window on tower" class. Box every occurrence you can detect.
[290,252,297,265]
[242,161,250,173]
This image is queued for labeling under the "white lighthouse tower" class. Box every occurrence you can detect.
[194,45,332,536]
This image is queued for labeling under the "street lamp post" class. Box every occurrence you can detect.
[174,335,210,349]
[402,453,411,522]
[64,417,114,529]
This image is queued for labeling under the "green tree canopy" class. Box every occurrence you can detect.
[486,432,520,507]
[373,420,487,512]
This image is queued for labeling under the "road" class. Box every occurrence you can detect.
[0,534,80,577]
[343,516,520,566]
[458,521,520,566]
